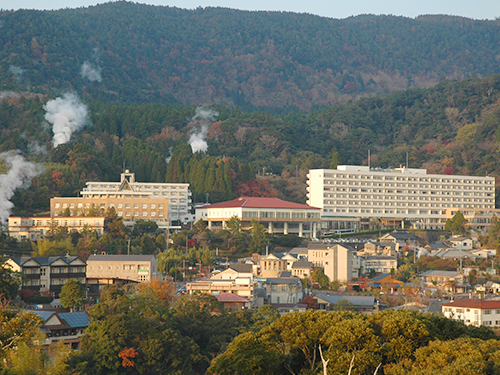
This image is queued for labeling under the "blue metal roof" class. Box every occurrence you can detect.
[58,312,89,328]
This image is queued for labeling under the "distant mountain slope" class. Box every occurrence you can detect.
[1,2,500,110]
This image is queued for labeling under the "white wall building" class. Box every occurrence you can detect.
[442,298,500,327]
[308,243,356,282]
[307,166,495,230]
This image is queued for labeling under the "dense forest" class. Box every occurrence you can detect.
[2,73,500,217]
[0,3,500,110]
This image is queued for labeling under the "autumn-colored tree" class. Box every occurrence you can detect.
[119,347,138,367]
[136,278,177,306]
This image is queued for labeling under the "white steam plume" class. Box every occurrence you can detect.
[188,107,218,153]
[9,65,24,81]
[80,61,102,82]
[0,151,43,225]
[44,93,88,148]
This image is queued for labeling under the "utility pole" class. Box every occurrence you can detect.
[127,237,131,255]
[183,259,186,280]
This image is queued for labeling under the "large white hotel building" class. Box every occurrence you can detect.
[307,165,495,231]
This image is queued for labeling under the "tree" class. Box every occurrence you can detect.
[311,268,330,289]
[444,210,468,236]
[60,280,85,312]
[249,220,266,253]
[0,258,21,300]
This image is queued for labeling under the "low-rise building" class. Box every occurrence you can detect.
[86,254,158,283]
[6,256,86,297]
[419,270,464,288]
[210,263,254,280]
[32,311,89,349]
[8,216,106,241]
[361,255,398,274]
[195,196,321,238]
[442,298,500,326]
[291,260,313,279]
[186,278,261,307]
[216,293,251,311]
[264,277,303,305]
[260,253,288,278]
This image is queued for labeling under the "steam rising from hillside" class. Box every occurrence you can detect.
[44,93,88,148]
[0,151,43,225]
[80,61,102,82]
[188,107,218,153]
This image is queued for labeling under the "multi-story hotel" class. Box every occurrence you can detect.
[51,170,192,227]
[307,165,495,231]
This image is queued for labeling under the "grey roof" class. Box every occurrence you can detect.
[382,232,418,240]
[59,312,89,328]
[431,250,476,259]
[308,243,355,251]
[87,255,155,262]
[370,273,392,282]
[228,263,253,273]
[448,237,469,242]
[316,294,375,307]
[288,247,308,255]
[9,256,84,267]
[280,271,292,278]
[265,277,301,285]
[420,270,462,277]
[364,255,397,260]
[31,310,55,322]
[291,261,313,269]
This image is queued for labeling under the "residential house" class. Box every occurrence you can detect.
[442,298,500,326]
[448,236,473,250]
[379,231,419,252]
[216,293,250,311]
[419,270,464,291]
[211,263,254,280]
[186,278,261,307]
[32,311,89,349]
[86,254,157,283]
[313,294,376,313]
[291,260,313,279]
[369,273,404,293]
[6,256,86,298]
[361,255,397,275]
[360,241,397,257]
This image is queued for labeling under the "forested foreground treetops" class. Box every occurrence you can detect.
[2,279,500,374]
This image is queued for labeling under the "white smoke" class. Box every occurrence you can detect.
[9,65,24,81]
[0,151,43,225]
[188,107,218,153]
[44,93,88,148]
[28,141,48,157]
[80,61,102,82]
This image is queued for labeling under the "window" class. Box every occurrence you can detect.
[485,309,492,315]
[142,204,147,209]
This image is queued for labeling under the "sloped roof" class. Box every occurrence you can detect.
[200,196,320,210]
[216,293,249,303]
[442,298,500,309]
[228,263,253,273]
[315,294,375,307]
[420,270,462,277]
[59,312,90,328]
[9,256,84,267]
[291,261,312,269]
[265,277,301,285]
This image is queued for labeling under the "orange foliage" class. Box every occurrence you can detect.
[119,347,138,368]
[51,170,62,185]
[136,277,177,305]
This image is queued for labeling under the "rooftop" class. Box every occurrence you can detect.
[200,196,320,210]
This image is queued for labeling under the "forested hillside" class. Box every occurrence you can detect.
[1,2,500,110]
[2,74,500,215]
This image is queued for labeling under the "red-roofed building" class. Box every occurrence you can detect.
[195,196,321,238]
[216,292,250,311]
[442,298,500,327]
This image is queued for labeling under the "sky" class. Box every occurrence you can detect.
[2,0,500,20]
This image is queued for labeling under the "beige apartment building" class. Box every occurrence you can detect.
[307,166,495,231]
[8,216,106,241]
[86,254,158,283]
[308,243,355,283]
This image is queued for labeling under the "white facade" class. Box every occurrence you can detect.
[307,166,495,230]
[442,299,500,327]
[82,170,192,223]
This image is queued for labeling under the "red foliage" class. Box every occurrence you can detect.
[235,179,279,197]
[443,166,455,175]
[19,289,34,300]
[51,170,62,185]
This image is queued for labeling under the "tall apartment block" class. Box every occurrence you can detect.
[307,165,495,231]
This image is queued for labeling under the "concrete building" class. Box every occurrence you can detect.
[186,278,261,308]
[260,253,288,278]
[6,256,86,297]
[86,254,158,283]
[32,311,89,349]
[51,170,192,227]
[195,196,321,238]
[307,166,495,231]
[442,298,500,327]
[264,277,303,304]
[8,216,106,241]
[308,243,356,283]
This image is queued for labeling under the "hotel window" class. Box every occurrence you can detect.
[125,203,131,208]
[134,211,139,216]
[142,204,147,209]
[134,204,139,209]
[126,211,131,216]
[142,212,148,217]
[159,204,164,209]
[159,212,164,217]
[55,203,60,208]
[150,204,156,209]
[117,203,123,208]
